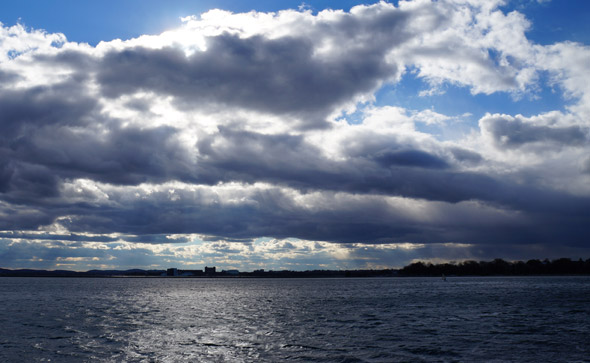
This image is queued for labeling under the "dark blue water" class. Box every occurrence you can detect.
[1,276,589,362]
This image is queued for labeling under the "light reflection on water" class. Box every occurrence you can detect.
[1,277,589,362]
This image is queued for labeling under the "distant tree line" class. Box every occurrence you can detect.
[398,258,590,276]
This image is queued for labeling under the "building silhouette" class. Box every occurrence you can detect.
[166,268,178,276]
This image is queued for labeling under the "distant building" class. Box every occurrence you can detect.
[182,269,204,276]
[223,269,239,275]
[166,268,178,276]
[204,266,216,275]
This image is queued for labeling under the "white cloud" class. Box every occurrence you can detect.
[0,22,66,62]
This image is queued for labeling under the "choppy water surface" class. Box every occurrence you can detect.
[1,276,589,362]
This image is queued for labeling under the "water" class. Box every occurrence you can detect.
[1,276,589,362]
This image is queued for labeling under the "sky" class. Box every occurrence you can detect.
[0,0,589,272]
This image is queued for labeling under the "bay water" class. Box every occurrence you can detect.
[1,276,589,362]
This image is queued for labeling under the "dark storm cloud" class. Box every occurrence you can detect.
[193,128,588,217]
[187,128,587,246]
[0,103,588,247]
[200,236,254,243]
[55,188,419,243]
[0,231,188,244]
[97,37,394,127]
[11,124,192,185]
[195,127,337,186]
[195,128,459,196]
[0,77,193,190]
[0,202,55,231]
[34,49,96,70]
[123,235,191,244]
[0,161,60,201]
[0,80,98,200]
[0,81,96,140]
[372,149,449,169]
[481,115,588,148]
[96,12,410,128]
[14,122,578,247]
[4,103,574,223]
[48,180,588,247]
[0,231,118,243]
[0,69,20,83]
[449,147,483,164]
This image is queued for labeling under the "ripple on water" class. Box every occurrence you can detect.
[0,276,589,362]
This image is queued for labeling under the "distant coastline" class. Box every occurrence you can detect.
[2,258,589,278]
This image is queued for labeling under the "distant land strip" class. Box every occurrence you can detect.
[1,258,590,277]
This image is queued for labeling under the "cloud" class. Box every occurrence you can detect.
[372,149,450,169]
[4,234,587,272]
[94,5,415,128]
[0,81,96,140]
[96,37,397,128]
[449,147,483,164]
[480,113,588,150]
[0,22,66,62]
[0,0,589,269]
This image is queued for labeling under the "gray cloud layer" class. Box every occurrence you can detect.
[481,115,587,149]
[1,0,589,267]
